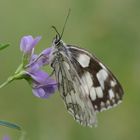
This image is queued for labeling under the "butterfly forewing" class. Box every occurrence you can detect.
[67,45,124,112]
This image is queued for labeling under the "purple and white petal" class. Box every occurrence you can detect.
[28,70,56,85]
[41,47,52,56]
[29,36,41,51]
[32,82,57,98]
[20,35,41,54]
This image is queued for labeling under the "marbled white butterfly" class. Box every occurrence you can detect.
[49,13,124,127]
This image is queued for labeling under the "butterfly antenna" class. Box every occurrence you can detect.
[52,25,61,38]
[60,8,71,40]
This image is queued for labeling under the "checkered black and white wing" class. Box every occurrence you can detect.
[50,41,124,127]
[67,45,124,112]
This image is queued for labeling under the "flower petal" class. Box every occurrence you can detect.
[20,35,33,53]
[41,47,52,56]
[20,35,41,54]
[31,53,50,68]
[26,54,41,72]
[28,70,50,84]
[26,48,51,72]
[32,82,57,98]
[34,47,52,67]
[30,36,41,51]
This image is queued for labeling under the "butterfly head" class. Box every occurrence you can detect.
[51,26,67,51]
[54,34,61,46]
[51,26,62,46]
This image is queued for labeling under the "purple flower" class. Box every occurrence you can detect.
[2,135,10,140]
[20,35,57,98]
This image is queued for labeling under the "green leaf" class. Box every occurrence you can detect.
[0,120,22,130]
[0,44,10,51]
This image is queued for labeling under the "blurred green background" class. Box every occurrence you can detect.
[0,0,140,140]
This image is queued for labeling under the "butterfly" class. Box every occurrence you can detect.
[48,10,124,126]
[48,29,124,127]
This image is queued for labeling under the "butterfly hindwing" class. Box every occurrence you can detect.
[50,45,97,126]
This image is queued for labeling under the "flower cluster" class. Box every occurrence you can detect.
[20,35,57,98]
[0,35,57,98]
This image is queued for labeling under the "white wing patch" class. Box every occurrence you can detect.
[90,87,97,101]
[95,87,104,98]
[109,89,115,99]
[110,80,116,87]
[77,54,90,68]
[96,69,108,89]
[81,72,93,89]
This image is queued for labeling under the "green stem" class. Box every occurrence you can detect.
[0,70,26,89]
[15,64,23,74]
[0,76,14,88]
